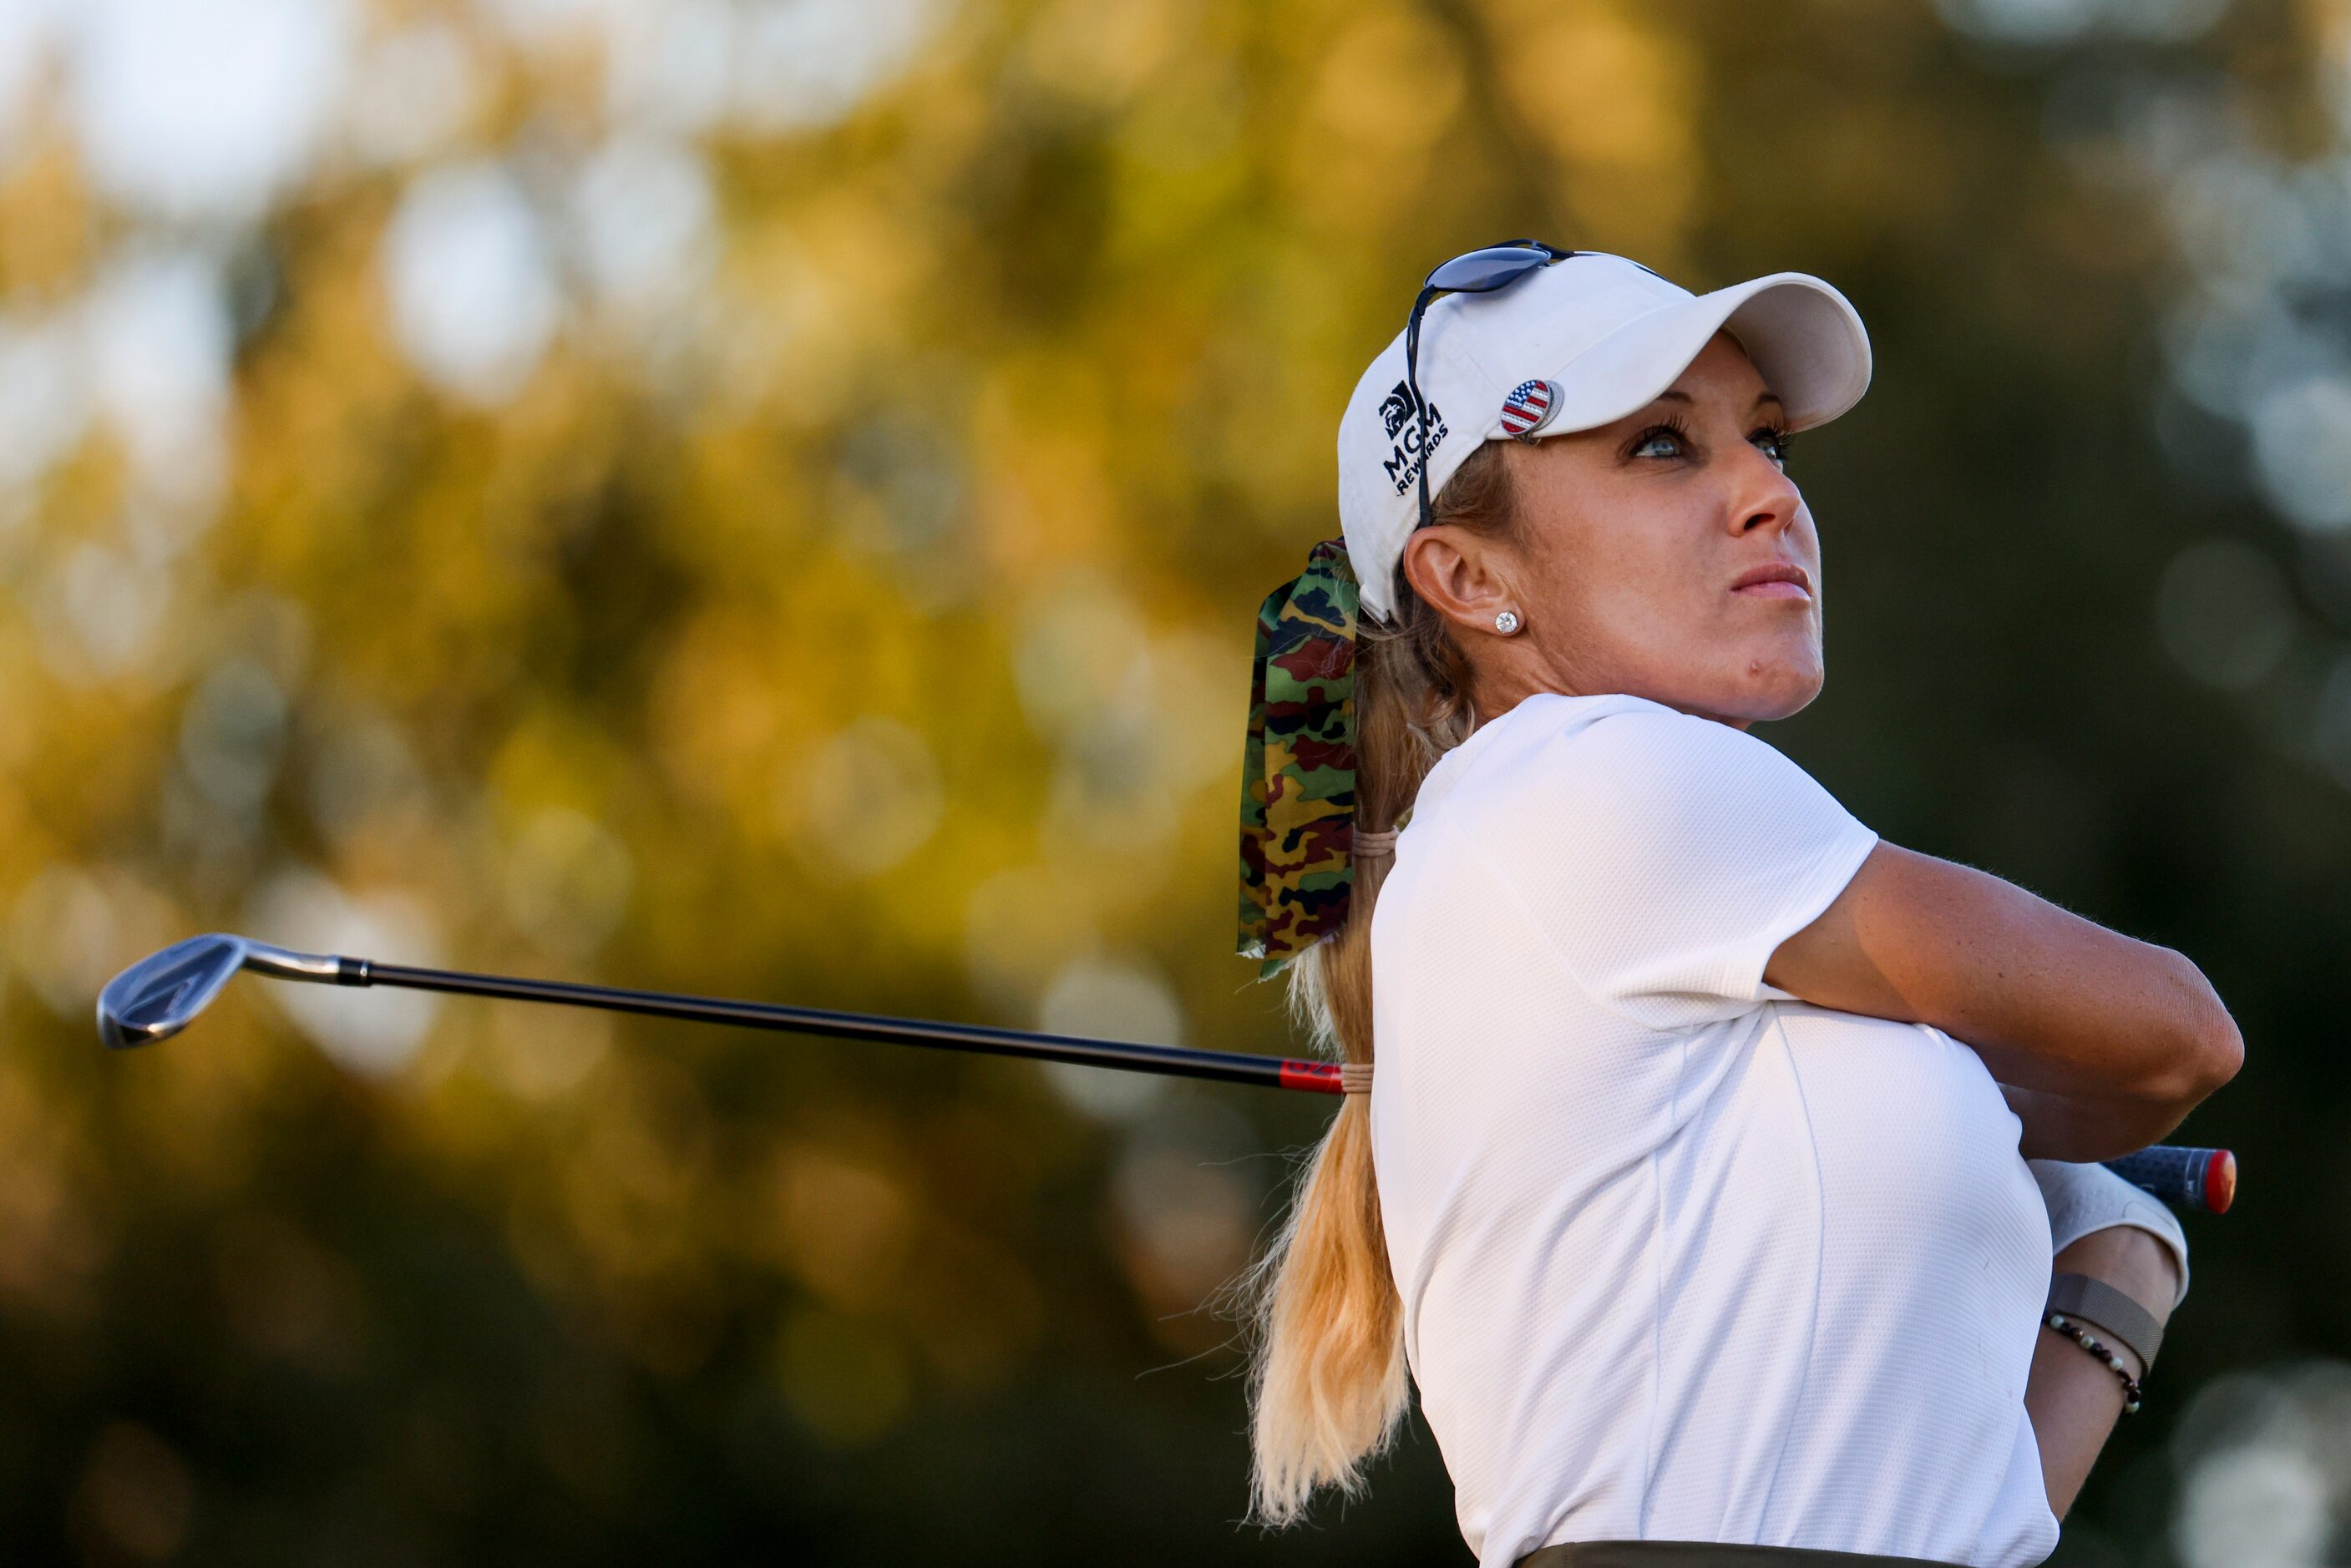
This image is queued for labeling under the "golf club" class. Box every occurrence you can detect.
[95,933,2236,1212]
[97,932,1347,1093]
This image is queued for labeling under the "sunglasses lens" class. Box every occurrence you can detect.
[1423,245,1558,293]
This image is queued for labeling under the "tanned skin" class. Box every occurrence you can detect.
[1398,331,2241,1517]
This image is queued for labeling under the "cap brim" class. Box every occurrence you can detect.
[1536,271,1872,438]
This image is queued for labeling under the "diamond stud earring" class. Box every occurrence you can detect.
[1494,609,1522,635]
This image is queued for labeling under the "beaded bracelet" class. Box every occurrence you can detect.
[2044,1310,2144,1414]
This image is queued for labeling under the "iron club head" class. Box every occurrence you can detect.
[95,934,347,1051]
[97,934,251,1050]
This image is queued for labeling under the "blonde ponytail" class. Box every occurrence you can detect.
[1240,441,1518,1524]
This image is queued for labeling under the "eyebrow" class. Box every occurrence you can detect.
[1651,388,1785,409]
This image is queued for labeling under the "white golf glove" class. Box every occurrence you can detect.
[2028,1156,2189,1310]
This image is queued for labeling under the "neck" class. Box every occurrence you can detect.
[1469,656,1756,733]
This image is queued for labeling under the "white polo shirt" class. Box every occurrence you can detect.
[1369,693,2060,1568]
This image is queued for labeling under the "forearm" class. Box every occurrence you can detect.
[2025,1224,2181,1517]
[2025,1302,2128,1519]
[1766,843,2242,1119]
[1999,1082,2189,1165]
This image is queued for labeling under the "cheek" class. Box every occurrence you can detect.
[1513,468,1771,645]
[1525,524,1704,656]
[1575,508,1715,618]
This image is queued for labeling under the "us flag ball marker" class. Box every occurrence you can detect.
[1500,378,1561,440]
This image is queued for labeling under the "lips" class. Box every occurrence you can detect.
[1730,562,1812,601]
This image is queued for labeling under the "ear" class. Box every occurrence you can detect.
[1400,524,1518,640]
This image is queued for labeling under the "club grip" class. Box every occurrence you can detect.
[2102,1146,2235,1214]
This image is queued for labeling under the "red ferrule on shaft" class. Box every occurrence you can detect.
[1278,1060,1345,1095]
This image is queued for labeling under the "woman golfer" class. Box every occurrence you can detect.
[1234,244,2242,1567]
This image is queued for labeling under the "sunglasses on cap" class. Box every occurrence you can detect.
[1401,240,1582,532]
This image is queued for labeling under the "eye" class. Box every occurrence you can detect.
[1751,424,1796,469]
[1628,416,1692,460]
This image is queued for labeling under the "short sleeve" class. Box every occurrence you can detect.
[1456,705,1878,1029]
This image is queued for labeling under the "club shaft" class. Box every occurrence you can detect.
[342,959,1345,1094]
[299,955,2224,1208]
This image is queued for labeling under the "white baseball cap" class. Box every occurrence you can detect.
[1337,251,1872,621]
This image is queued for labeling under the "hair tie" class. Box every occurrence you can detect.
[1238,539,1365,978]
[1352,829,1398,857]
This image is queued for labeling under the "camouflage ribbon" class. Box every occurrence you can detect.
[1238,538,1363,978]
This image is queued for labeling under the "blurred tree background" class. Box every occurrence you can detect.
[0,0,2344,1561]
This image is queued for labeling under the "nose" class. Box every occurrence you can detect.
[1730,444,1803,539]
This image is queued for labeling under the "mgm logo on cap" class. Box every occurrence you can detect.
[1376,381,1448,497]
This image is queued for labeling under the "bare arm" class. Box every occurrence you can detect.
[1997,1082,2181,1164]
[1764,842,2242,1160]
[2027,1224,2181,1516]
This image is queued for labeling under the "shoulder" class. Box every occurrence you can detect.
[1547,695,1783,780]
[1405,694,1863,900]
[1437,694,1811,817]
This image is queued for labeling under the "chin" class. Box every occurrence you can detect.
[1746,680,1822,723]
[1717,650,1824,724]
